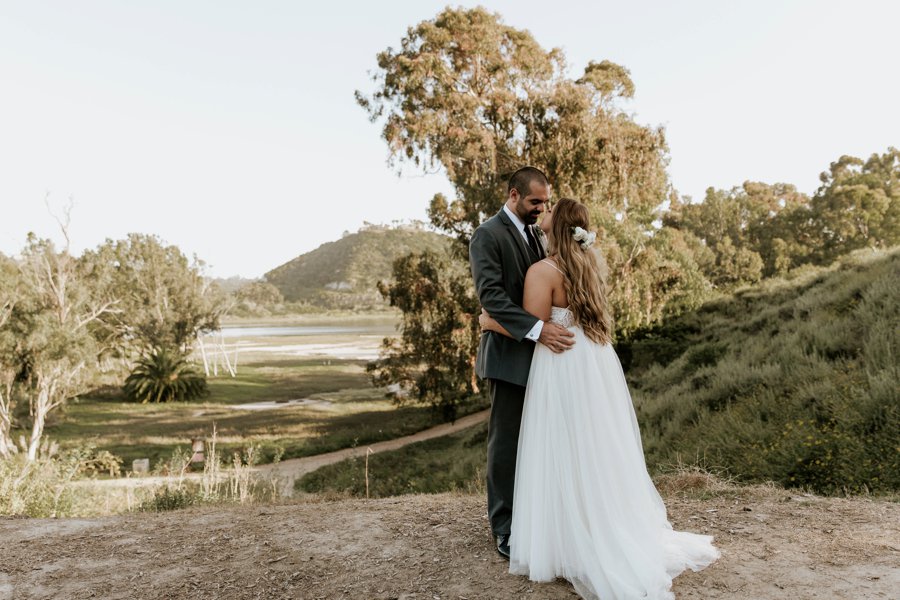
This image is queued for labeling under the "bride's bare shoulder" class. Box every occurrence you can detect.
[527,258,564,278]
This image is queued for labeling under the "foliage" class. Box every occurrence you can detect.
[812,148,900,262]
[4,234,118,460]
[0,253,19,457]
[666,148,900,286]
[81,449,124,477]
[264,224,450,309]
[0,230,225,460]
[122,347,208,403]
[223,280,306,319]
[139,432,279,512]
[665,182,809,285]
[138,485,196,512]
[621,247,900,494]
[357,7,714,409]
[211,275,257,294]
[234,281,283,305]
[367,250,483,421]
[359,8,708,336]
[84,233,225,354]
[0,441,91,517]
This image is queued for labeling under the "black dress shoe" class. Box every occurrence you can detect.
[495,533,511,560]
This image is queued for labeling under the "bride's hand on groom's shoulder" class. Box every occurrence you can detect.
[539,322,575,353]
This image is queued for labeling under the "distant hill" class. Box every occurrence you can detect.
[210,275,257,294]
[264,225,451,309]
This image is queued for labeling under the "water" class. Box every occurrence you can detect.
[214,325,376,339]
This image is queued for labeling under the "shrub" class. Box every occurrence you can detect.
[139,486,196,512]
[0,443,91,517]
[123,347,208,403]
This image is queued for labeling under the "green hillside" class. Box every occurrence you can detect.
[301,247,899,497]
[264,225,451,309]
[621,246,899,494]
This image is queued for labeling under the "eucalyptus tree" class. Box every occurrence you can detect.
[665,182,812,286]
[0,254,18,457]
[811,147,900,262]
[84,233,224,357]
[12,235,118,460]
[359,6,709,405]
[665,148,900,282]
[367,250,481,420]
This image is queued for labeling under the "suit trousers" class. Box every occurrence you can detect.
[486,378,526,537]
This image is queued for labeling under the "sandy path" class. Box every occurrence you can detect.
[259,408,489,495]
[84,409,490,496]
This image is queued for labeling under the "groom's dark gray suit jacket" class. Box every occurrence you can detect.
[469,209,544,387]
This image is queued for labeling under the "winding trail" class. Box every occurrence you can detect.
[84,409,490,496]
[259,408,489,495]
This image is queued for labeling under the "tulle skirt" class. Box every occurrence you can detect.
[509,325,720,599]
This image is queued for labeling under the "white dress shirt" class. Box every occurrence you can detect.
[502,204,544,341]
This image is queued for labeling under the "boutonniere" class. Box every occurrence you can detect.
[533,226,548,250]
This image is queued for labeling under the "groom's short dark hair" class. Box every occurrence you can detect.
[508,166,548,197]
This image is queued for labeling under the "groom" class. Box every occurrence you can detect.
[469,166,575,559]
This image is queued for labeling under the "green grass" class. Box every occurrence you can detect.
[297,420,488,497]
[620,247,900,494]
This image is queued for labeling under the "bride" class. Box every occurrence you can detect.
[479,198,720,599]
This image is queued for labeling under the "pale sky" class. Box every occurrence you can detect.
[1,1,897,277]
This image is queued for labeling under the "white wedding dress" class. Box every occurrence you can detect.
[509,306,720,600]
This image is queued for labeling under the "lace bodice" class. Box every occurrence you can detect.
[550,306,575,328]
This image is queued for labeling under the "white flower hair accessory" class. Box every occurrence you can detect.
[571,226,596,249]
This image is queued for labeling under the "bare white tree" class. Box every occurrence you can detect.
[16,207,118,460]
[0,295,15,458]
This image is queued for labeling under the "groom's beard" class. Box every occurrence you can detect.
[525,211,540,224]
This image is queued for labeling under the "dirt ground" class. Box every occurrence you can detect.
[1,477,897,600]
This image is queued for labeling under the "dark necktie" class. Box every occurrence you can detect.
[525,225,540,258]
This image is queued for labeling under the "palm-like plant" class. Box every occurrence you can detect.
[123,347,208,403]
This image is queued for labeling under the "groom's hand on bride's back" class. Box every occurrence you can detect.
[539,323,575,353]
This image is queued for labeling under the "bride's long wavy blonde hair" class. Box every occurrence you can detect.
[547,198,614,345]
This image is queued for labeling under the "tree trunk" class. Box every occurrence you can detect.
[0,391,13,458]
[27,385,51,461]
[27,411,45,460]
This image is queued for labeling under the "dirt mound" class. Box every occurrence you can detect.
[1,481,897,599]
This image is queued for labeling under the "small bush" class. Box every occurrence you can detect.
[123,347,208,403]
[0,443,91,517]
[139,486,196,512]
